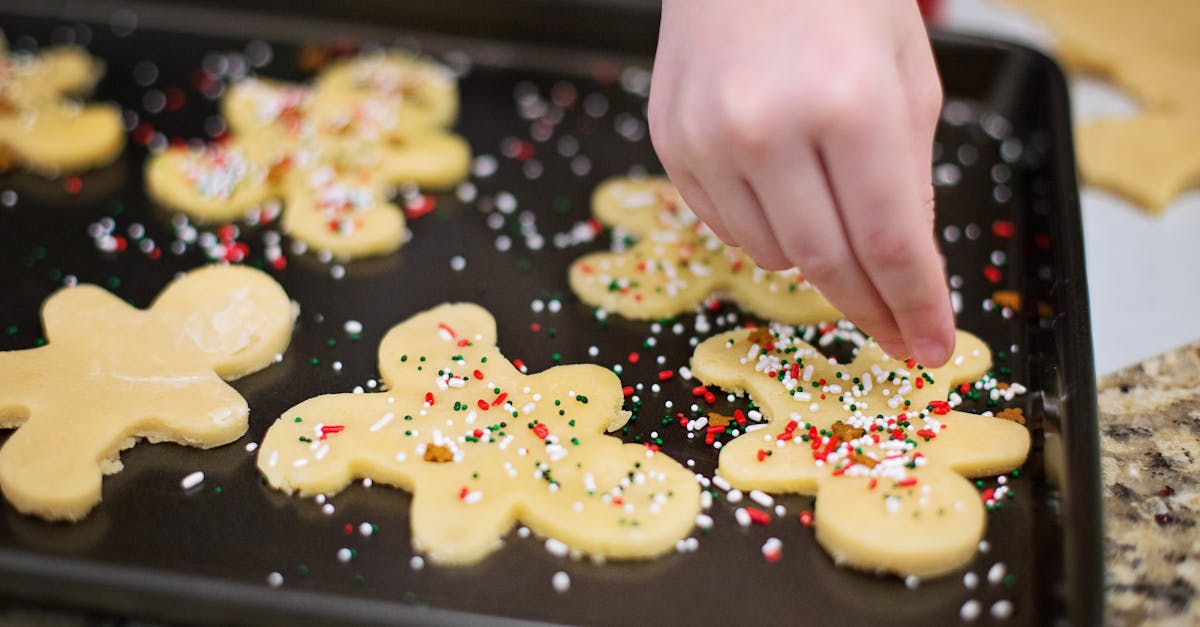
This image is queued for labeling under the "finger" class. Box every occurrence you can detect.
[821,70,955,366]
[894,10,943,196]
[689,164,791,271]
[671,169,737,246]
[743,146,907,357]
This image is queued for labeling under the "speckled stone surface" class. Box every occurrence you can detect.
[1100,341,1200,626]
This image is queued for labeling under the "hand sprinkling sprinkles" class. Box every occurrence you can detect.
[257,303,700,565]
[145,52,471,259]
[0,265,295,521]
[569,177,842,323]
[689,324,1030,577]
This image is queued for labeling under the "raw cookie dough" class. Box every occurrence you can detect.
[1001,0,1200,212]
[691,324,1030,577]
[0,37,124,174]
[145,52,471,258]
[258,303,700,565]
[569,177,841,323]
[0,265,295,521]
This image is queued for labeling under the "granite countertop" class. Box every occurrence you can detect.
[1100,341,1200,625]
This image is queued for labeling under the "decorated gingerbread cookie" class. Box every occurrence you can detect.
[691,324,1030,577]
[0,265,295,521]
[569,177,841,323]
[145,53,470,258]
[0,37,124,174]
[258,303,700,565]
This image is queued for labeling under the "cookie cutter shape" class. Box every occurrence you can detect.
[0,265,295,521]
[691,325,1030,577]
[0,38,124,174]
[569,177,842,323]
[258,303,700,565]
[145,53,470,258]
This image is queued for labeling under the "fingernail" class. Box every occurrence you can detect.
[912,338,951,366]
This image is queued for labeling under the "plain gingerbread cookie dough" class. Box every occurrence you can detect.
[1001,0,1200,212]
[0,265,296,521]
[145,53,470,258]
[569,177,842,323]
[690,324,1029,577]
[0,37,124,174]
[258,303,700,565]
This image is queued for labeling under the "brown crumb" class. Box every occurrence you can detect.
[423,444,453,463]
[707,412,734,427]
[830,420,865,442]
[996,407,1026,425]
[850,452,878,469]
[992,290,1022,310]
[747,327,773,348]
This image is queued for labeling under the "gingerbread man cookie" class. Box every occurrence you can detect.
[569,177,841,323]
[145,52,470,258]
[0,265,295,521]
[691,325,1029,577]
[0,37,124,174]
[258,303,700,565]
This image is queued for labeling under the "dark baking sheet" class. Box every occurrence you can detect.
[0,2,1101,625]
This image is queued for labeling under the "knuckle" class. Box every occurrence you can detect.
[792,249,844,287]
[857,231,917,270]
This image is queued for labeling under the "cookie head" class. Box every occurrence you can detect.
[148,264,296,380]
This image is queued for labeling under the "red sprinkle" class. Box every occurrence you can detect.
[405,195,437,219]
[424,392,435,406]
[897,477,919,488]
[533,423,549,439]
[319,424,345,439]
[513,359,527,373]
[622,386,634,397]
[492,392,508,407]
[992,219,1015,238]
[628,352,640,364]
[984,266,1002,283]
[692,385,708,397]
[799,510,814,527]
[746,507,771,525]
[473,369,484,380]
[63,176,82,195]
[928,400,951,415]
[657,370,674,381]
[477,399,490,410]
[756,449,768,462]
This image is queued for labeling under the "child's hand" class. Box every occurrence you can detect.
[649,0,953,365]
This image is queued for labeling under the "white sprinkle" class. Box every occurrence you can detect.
[266,572,283,588]
[518,526,531,539]
[344,320,363,334]
[991,600,1014,619]
[963,571,979,589]
[180,471,204,490]
[337,547,353,563]
[979,540,991,553]
[321,503,335,515]
[362,478,373,488]
[734,507,752,527]
[449,255,467,271]
[960,599,981,621]
[545,538,569,557]
[749,490,774,508]
[359,522,374,536]
[761,537,782,560]
[987,562,1007,585]
[410,555,424,570]
[552,570,571,593]
[905,575,920,590]
[712,475,731,491]
[726,489,743,504]
[245,442,258,453]
[369,412,395,432]
[695,514,713,530]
